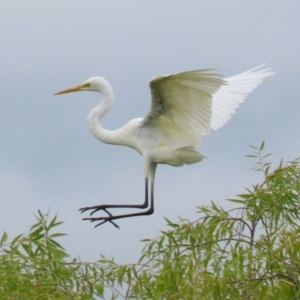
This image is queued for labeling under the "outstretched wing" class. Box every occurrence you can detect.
[210,64,275,131]
[140,65,274,147]
[140,70,225,147]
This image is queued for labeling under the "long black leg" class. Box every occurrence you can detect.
[79,178,149,216]
[81,163,157,228]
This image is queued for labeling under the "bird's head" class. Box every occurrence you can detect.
[54,76,112,96]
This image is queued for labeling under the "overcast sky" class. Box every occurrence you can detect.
[1,1,300,264]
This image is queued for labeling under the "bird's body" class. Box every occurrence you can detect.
[55,65,274,228]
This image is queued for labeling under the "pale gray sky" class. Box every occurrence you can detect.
[1,1,300,264]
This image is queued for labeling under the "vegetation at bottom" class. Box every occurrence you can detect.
[1,142,300,299]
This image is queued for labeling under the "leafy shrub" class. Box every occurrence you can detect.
[1,143,300,299]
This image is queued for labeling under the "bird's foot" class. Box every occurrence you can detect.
[82,209,120,229]
[79,205,111,216]
[83,217,120,229]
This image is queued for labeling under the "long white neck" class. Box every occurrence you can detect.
[87,83,118,145]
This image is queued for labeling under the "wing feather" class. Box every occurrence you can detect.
[141,65,274,147]
[210,64,275,131]
[141,70,225,146]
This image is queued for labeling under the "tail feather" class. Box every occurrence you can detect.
[174,146,206,165]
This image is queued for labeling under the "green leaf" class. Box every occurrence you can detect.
[0,232,8,246]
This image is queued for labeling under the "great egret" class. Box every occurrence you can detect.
[55,65,274,228]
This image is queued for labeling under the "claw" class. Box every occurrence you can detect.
[79,205,105,215]
[103,208,112,216]
[82,216,120,229]
[80,205,121,228]
[95,219,120,229]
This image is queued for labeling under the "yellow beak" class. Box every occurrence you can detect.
[54,83,89,95]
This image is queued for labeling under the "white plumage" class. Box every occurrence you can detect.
[210,64,273,131]
[55,64,274,228]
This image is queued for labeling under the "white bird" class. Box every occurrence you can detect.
[55,65,274,228]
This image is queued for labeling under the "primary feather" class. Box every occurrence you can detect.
[141,65,274,150]
[210,64,274,131]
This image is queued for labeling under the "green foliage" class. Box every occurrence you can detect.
[2,142,300,299]
[0,210,104,299]
[97,143,300,299]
